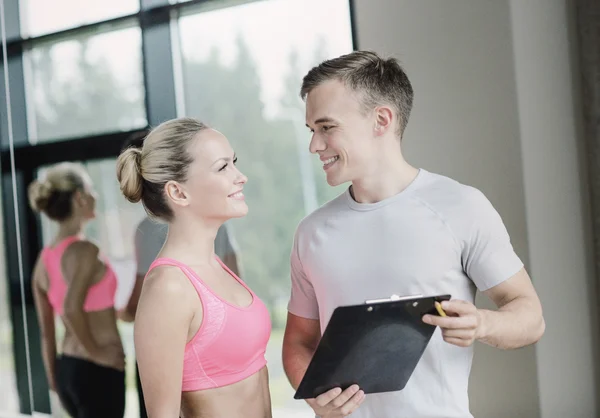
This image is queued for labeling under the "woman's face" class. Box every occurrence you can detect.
[75,172,97,220]
[177,129,248,221]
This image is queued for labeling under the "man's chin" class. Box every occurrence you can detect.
[326,175,348,187]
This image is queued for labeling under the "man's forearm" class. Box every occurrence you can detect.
[477,296,545,350]
[283,343,315,390]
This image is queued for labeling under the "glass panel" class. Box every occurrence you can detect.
[0,180,19,414]
[179,0,353,415]
[25,26,147,143]
[38,159,146,418]
[20,0,140,37]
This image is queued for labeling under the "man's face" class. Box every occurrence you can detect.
[305,80,378,187]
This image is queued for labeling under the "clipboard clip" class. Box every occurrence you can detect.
[364,294,423,304]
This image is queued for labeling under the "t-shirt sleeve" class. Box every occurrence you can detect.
[215,223,237,259]
[135,220,166,275]
[461,189,524,291]
[287,231,319,320]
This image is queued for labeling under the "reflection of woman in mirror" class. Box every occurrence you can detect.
[116,117,272,418]
[28,162,125,418]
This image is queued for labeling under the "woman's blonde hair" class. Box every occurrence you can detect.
[116,117,209,221]
[28,162,88,221]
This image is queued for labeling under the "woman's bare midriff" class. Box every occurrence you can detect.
[60,308,125,371]
[180,366,272,418]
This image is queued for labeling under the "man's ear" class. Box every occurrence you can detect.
[374,106,394,136]
[164,181,190,208]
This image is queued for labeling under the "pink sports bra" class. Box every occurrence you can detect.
[41,236,117,316]
[146,257,272,391]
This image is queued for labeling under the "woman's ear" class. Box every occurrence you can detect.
[164,181,190,208]
[72,189,86,209]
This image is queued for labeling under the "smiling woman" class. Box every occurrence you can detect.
[116,117,271,418]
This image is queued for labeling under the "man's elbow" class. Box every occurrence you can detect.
[531,313,546,344]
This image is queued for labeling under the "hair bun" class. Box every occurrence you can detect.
[116,147,143,203]
[28,180,53,212]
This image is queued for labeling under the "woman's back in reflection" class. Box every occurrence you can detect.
[29,162,125,418]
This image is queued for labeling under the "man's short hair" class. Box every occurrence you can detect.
[300,50,414,138]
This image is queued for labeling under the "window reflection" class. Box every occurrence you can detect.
[38,159,146,418]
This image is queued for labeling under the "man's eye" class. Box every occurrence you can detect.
[322,126,332,132]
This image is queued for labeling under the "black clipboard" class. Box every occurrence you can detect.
[294,294,451,400]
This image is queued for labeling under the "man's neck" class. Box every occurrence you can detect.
[350,157,419,204]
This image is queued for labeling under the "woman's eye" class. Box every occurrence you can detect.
[219,163,228,172]
[233,157,238,165]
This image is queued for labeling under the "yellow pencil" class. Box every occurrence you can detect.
[435,301,447,317]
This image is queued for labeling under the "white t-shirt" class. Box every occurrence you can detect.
[134,217,238,275]
[288,169,523,418]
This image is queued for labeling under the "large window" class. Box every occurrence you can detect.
[24,24,147,143]
[178,0,353,414]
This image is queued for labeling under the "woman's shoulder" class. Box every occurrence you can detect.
[144,264,196,301]
[63,239,100,260]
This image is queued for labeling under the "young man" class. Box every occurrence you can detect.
[282,51,545,418]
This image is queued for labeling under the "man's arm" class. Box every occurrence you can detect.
[217,224,242,277]
[119,273,144,322]
[119,219,163,322]
[282,313,321,389]
[222,252,240,278]
[478,267,545,348]
[423,188,544,349]
[424,267,544,349]
[283,313,364,417]
[284,230,364,417]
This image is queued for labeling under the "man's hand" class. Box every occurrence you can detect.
[422,300,482,347]
[306,385,365,417]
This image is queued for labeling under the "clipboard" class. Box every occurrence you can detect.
[293,293,451,400]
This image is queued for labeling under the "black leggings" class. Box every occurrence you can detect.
[56,355,125,418]
[136,362,148,418]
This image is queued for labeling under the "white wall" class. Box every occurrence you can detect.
[352,0,597,417]
[509,0,598,417]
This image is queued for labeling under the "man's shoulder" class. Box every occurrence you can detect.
[295,190,348,235]
[414,169,489,216]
